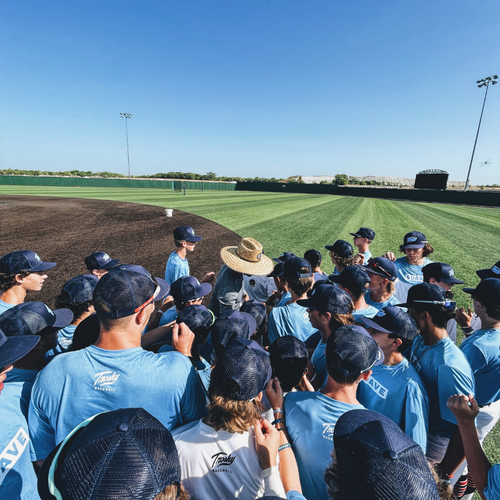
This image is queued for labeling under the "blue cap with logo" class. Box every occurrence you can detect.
[325,240,354,258]
[476,260,500,280]
[84,251,120,271]
[360,306,418,341]
[93,264,170,319]
[422,262,464,285]
[297,283,352,314]
[0,250,56,275]
[401,231,428,249]
[170,276,212,304]
[60,275,99,304]
[349,227,376,241]
[330,266,371,296]
[173,226,202,242]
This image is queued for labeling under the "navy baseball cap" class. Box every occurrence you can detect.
[360,307,418,341]
[463,278,500,305]
[350,227,376,240]
[330,266,371,296]
[326,325,383,377]
[212,310,257,353]
[422,262,464,285]
[0,250,56,275]
[362,257,397,282]
[324,240,354,258]
[176,305,214,332]
[476,260,500,280]
[268,262,284,278]
[84,251,120,271]
[281,257,312,280]
[272,252,296,263]
[334,410,439,500]
[93,265,170,319]
[240,299,267,330]
[0,302,73,337]
[170,276,212,304]
[397,283,456,310]
[38,408,181,500]
[304,249,322,267]
[60,275,99,304]
[269,336,308,392]
[0,327,40,368]
[173,226,202,242]
[401,231,428,249]
[210,339,272,401]
[297,283,352,314]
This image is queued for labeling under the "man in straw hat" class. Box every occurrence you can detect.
[209,237,274,316]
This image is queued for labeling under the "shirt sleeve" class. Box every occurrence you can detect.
[287,491,308,500]
[461,342,487,375]
[263,466,286,498]
[267,309,280,344]
[437,365,475,425]
[404,381,430,453]
[179,364,208,426]
[485,464,500,500]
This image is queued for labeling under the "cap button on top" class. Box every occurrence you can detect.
[383,450,398,460]
[118,423,129,432]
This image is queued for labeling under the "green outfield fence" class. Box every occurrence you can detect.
[0,176,236,191]
[236,182,500,207]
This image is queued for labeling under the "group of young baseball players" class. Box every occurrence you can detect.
[1,223,499,500]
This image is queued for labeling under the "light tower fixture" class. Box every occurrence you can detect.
[120,112,133,180]
[464,75,497,191]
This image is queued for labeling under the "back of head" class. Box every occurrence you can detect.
[211,311,256,356]
[269,336,308,392]
[304,249,322,268]
[330,266,371,298]
[240,299,267,331]
[38,408,181,500]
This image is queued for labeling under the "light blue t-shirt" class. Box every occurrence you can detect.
[159,308,178,327]
[460,328,500,406]
[485,464,500,500]
[313,271,328,283]
[357,358,430,452]
[243,275,276,302]
[364,291,399,311]
[276,292,291,307]
[267,302,317,344]
[363,249,373,262]
[0,397,40,500]
[29,345,208,461]
[0,298,15,315]
[352,305,379,320]
[45,324,77,360]
[3,368,39,420]
[394,257,433,302]
[165,251,190,286]
[311,340,328,389]
[284,391,364,500]
[410,335,474,438]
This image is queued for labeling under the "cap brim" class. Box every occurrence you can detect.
[31,262,57,272]
[220,247,274,276]
[462,287,475,296]
[0,335,40,366]
[476,269,492,280]
[154,277,171,301]
[402,244,425,249]
[296,298,318,309]
[186,235,202,242]
[52,309,75,329]
[101,259,121,269]
[324,245,334,251]
[441,277,464,285]
[199,283,212,297]
[349,233,359,238]
[329,275,342,284]
[37,442,62,500]
[359,316,392,334]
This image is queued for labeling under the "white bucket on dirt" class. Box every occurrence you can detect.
[165,209,173,217]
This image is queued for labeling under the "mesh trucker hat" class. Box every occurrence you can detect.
[297,283,352,314]
[272,252,296,263]
[240,299,267,330]
[360,306,418,341]
[0,327,40,368]
[38,408,181,500]
[325,240,354,258]
[330,265,371,296]
[170,275,212,304]
[362,257,397,282]
[176,304,214,332]
[60,275,99,304]
[0,250,56,275]
[350,227,376,240]
[0,302,73,337]
[463,278,500,305]
[269,336,308,392]
[173,225,202,242]
[401,231,428,249]
[281,257,312,280]
[93,264,170,319]
[84,251,120,271]
[422,262,464,285]
[334,409,440,500]
[397,283,456,311]
[476,260,500,280]
[210,339,272,401]
[211,310,257,353]
[326,325,383,377]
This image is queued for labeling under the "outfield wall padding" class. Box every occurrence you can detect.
[235,182,500,207]
[0,176,236,191]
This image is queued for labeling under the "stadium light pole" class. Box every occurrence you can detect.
[464,75,498,191]
[120,112,133,180]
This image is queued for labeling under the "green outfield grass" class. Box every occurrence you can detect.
[2,185,500,486]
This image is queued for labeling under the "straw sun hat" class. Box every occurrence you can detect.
[220,237,274,276]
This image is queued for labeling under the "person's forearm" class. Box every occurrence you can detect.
[457,420,491,498]
[140,323,174,349]
[277,417,302,494]
[439,426,466,476]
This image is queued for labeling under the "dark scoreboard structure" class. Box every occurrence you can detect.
[414,169,449,190]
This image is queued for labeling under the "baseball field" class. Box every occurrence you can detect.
[1,184,499,476]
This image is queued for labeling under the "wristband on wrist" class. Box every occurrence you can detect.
[273,408,283,415]
[278,443,291,452]
[271,418,285,426]
[309,373,317,382]
[277,426,287,432]
[461,326,474,334]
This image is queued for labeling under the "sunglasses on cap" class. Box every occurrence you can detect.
[134,279,162,313]
[366,258,392,280]
[412,300,456,311]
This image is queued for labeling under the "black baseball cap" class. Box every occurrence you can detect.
[330,266,371,296]
[269,336,308,392]
[476,260,500,280]
[297,283,352,314]
[325,240,353,258]
[422,263,464,285]
[0,250,56,275]
[272,252,296,263]
[84,251,120,271]
[268,262,284,278]
[463,278,500,305]
[211,310,257,353]
[362,257,397,282]
[173,226,202,242]
[350,227,376,240]
[304,249,322,267]
[360,307,418,341]
[281,257,312,281]
[397,283,456,311]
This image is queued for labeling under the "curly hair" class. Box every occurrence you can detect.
[330,252,354,270]
[206,385,265,434]
[154,484,190,500]
[399,242,434,257]
[0,270,30,291]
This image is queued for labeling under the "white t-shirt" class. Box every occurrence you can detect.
[173,419,285,500]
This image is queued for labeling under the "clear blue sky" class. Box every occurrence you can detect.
[1,1,499,184]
